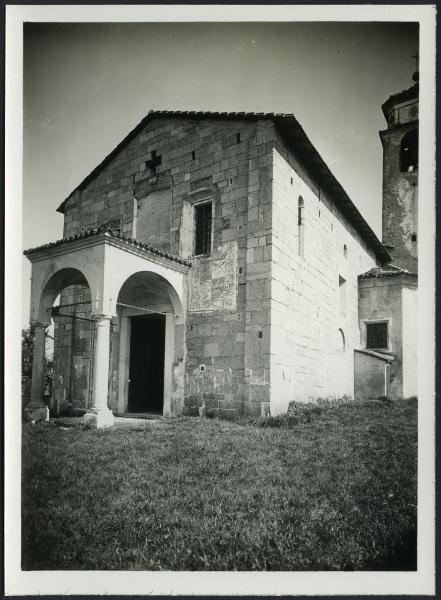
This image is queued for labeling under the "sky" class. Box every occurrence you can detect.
[22,21,418,326]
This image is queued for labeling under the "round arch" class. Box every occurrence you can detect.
[116,270,184,319]
[400,129,418,172]
[35,267,92,324]
[115,270,186,418]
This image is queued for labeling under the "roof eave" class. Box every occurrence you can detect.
[273,117,391,263]
[24,228,192,268]
[55,110,391,262]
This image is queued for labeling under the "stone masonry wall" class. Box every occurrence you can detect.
[52,285,94,414]
[60,117,275,417]
[381,122,418,272]
[269,133,377,414]
[56,114,386,417]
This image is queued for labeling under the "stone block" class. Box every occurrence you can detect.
[183,406,199,417]
[242,401,261,417]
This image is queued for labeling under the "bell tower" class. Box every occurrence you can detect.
[380,67,419,272]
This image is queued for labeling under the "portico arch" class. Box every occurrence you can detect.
[36,267,91,324]
[25,265,94,423]
[115,271,186,417]
[24,228,190,426]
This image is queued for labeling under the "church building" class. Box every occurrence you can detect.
[24,78,418,427]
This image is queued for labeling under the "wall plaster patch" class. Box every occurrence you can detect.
[188,241,238,312]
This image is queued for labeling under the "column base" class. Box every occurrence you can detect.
[24,404,49,424]
[84,408,115,429]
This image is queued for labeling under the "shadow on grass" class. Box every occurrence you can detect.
[363,527,417,571]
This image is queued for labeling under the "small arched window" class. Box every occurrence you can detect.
[343,244,347,258]
[338,328,345,352]
[400,130,418,172]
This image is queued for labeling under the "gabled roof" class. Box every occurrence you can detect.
[23,226,192,267]
[56,110,391,263]
[359,265,417,279]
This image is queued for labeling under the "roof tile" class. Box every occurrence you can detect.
[359,265,417,279]
[23,226,192,267]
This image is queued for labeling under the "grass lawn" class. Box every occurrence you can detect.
[22,398,417,571]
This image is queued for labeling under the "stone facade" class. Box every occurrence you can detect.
[270,135,376,413]
[36,99,415,419]
[57,117,277,418]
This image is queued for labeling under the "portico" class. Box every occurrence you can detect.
[24,228,190,427]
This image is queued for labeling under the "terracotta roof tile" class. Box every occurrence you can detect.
[23,226,192,267]
[359,265,417,279]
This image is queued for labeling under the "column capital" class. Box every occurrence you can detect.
[30,321,50,329]
[93,313,113,322]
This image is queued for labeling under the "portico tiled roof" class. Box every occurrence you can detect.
[56,110,391,264]
[23,226,192,267]
[359,265,417,279]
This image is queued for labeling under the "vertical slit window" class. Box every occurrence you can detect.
[195,203,212,255]
[339,275,347,317]
[298,196,304,257]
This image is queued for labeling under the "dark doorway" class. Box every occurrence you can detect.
[128,314,165,414]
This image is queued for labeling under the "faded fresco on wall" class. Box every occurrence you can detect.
[188,241,238,312]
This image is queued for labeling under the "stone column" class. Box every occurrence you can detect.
[84,314,115,428]
[25,322,49,423]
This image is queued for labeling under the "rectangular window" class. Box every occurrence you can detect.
[195,203,212,255]
[366,322,388,350]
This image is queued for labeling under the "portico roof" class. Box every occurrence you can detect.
[24,226,189,324]
[24,226,191,269]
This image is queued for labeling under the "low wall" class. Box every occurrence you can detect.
[354,349,392,401]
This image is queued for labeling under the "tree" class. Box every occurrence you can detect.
[22,325,54,401]
[22,325,35,378]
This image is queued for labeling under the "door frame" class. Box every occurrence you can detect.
[117,306,175,416]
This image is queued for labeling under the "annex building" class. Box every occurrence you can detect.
[24,79,418,427]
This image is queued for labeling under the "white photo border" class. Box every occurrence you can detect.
[5,4,436,596]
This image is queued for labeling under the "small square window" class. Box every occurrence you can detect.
[366,322,388,350]
[195,203,212,255]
